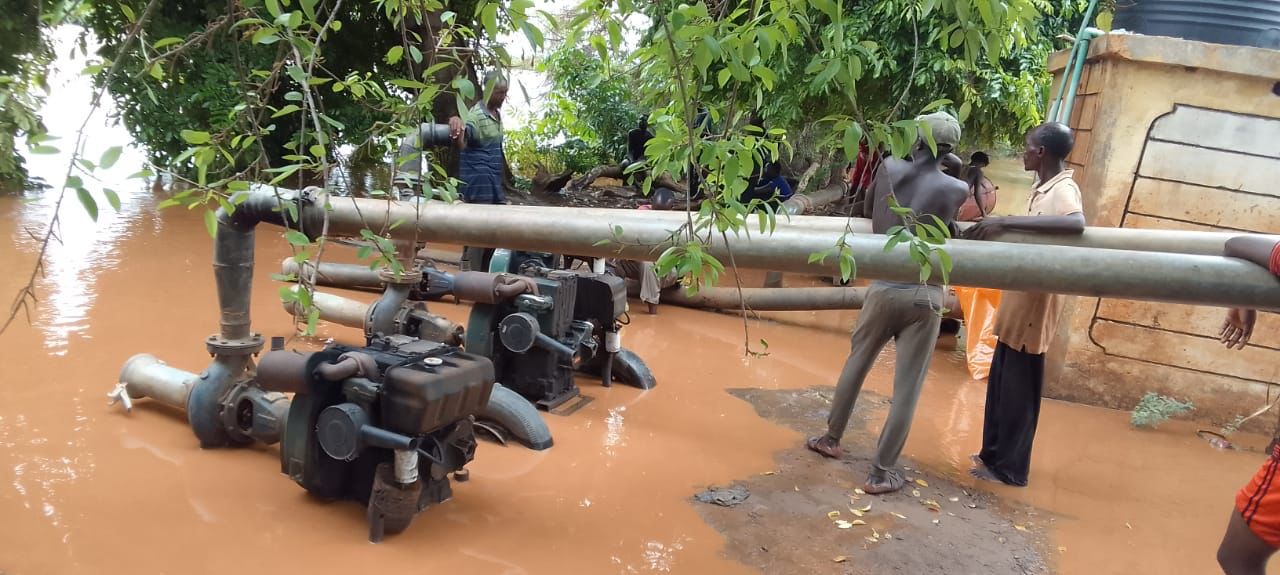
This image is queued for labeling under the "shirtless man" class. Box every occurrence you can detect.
[807,112,969,494]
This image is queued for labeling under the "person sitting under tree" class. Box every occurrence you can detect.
[806,112,969,494]
[1215,235,1280,575]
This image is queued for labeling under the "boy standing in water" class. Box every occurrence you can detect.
[807,112,968,494]
[964,122,1085,487]
[1215,235,1280,575]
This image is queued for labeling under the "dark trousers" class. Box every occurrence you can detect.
[977,341,1045,486]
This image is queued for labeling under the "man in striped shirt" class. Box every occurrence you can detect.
[1216,235,1280,575]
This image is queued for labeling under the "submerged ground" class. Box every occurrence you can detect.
[0,179,1275,574]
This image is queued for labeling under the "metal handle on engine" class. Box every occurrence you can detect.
[498,312,575,359]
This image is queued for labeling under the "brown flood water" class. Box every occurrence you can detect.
[0,182,1275,575]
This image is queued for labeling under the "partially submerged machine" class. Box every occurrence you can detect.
[109,187,516,542]
[283,248,657,417]
[458,249,655,412]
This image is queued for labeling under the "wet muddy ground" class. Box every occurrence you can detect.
[2,185,1277,575]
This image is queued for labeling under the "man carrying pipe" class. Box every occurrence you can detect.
[1216,235,1280,575]
[964,122,1086,487]
[448,70,509,272]
[806,112,968,494]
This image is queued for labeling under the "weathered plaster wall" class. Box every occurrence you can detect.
[1042,34,1280,429]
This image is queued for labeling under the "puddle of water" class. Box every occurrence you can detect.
[1,25,1270,575]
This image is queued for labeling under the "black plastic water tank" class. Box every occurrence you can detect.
[1113,0,1280,50]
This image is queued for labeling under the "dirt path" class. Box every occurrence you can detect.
[693,386,1049,574]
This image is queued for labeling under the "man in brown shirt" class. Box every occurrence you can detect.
[962,122,1085,486]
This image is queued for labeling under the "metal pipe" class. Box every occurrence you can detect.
[1061,28,1104,126]
[496,205,1272,257]
[368,283,411,337]
[283,259,385,290]
[781,184,845,216]
[285,290,371,330]
[281,194,1280,311]
[661,286,962,317]
[116,353,198,411]
[665,286,868,311]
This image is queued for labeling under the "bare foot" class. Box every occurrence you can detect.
[647,302,658,315]
[969,465,1005,484]
[806,435,843,459]
[863,469,905,494]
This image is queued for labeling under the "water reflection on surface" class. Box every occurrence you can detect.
[2,26,1278,575]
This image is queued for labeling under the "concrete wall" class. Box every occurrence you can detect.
[1043,34,1280,429]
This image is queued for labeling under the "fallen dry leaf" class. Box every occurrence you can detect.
[1058,547,1067,554]
[967,503,978,509]
[891,512,907,520]
[833,556,849,563]
[932,519,941,525]
[828,510,842,520]
[1125,522,1133,530]
[911,489,922,497]
[915,479,929,488]
[850,520,867,526]
[854,488,866,495]
[865,537,878,543]
[1014,524,1029,532]
[849,508,865,517]
[835,520,854,529]
[762,471,776,476]
[923,499,942,512]
[857,503,873,513]
[794,485,799,492]
[948,496,960,502]
[884,532,892,540]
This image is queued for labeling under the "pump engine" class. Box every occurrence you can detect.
[257,335,494,542]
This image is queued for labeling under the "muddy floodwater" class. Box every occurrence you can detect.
[2,177,1278,575]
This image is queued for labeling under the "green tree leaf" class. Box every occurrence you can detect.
[284,229,310,246]
[76,188,98,221]
[204,209,218,238]
[385,46,404,64]
[103,188,121,212]
[180,130,211,145]
[99,146,123,169]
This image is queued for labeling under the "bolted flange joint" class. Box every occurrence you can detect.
[206,333,266,356]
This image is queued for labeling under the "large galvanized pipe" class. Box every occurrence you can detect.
[277,194,1280,311]
[496,205,1271,257]
[117,353,198,411]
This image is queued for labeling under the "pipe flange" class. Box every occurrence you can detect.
[378,267,424,286]
[206,333,265,356]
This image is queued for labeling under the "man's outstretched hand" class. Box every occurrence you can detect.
[447,116,464,140]
[962,216,1007,241]
[1220,307,1256,350]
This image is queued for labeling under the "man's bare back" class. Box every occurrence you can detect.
[868,152,968,236]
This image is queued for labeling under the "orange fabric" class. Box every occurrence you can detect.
[955,287,1003,380]
[1237,454,1280,549]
